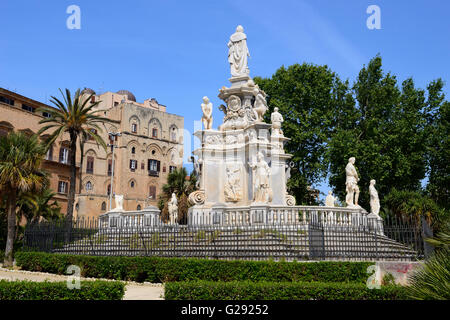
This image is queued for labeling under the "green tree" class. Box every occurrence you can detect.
[254,63,353,204]
[160,167,197,223]
[424,79,449,210]
[0,132,47,266]
[17,188,62,224]
[328,56,430,208]
[37,88,113,222]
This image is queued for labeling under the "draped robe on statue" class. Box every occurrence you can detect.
[228,30,250,77]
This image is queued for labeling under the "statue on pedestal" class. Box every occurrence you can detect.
[253,88,268,122]
[369,179,380,216]
[325,191,335,207]
[345,157,360,208]
[168,193,178,224]
[228,25,250,78]
[249,152,272,203]
[271,107,284,136]
[110,194,124,212]
[201,96,213,130]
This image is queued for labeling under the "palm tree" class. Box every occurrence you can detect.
[160,167,197,223]
[37,88,113,223]
[0,132,47,267]
[17,188,62,224]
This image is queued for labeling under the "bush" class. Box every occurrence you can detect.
[164,280,410,300]
[0,280,125,300]
[16,252,373,283]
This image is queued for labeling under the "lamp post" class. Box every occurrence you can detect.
[108,132,121,211]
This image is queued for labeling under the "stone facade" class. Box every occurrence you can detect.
[0,87,79,214]
[74,89,183,218]
[0,87,184,218]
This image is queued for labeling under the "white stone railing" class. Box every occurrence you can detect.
[188,205,369,227]
[99,207,161,231]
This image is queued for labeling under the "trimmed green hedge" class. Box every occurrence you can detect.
[165,280,411,300]
[0,280,125,300]
[16,252,373,283]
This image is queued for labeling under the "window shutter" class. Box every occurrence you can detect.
[157,160,160,172]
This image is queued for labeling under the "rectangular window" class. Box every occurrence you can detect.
[42,111,52,118]
[149,186,156,199]
[45,145,53,161]
[58,181,68,194]
[130,159,137,171]
[21,104,35,113]
[141,162,145,170]
[86,156,94,174]
[107,159,113,176]
[148,159,160,176]
[152,128,158,138]
[131,123,137,133]
[59,148,69,164]
[0,96,14,106]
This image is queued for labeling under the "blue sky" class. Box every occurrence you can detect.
[1,0,449,201]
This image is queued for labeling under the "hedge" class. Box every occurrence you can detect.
[0,279,125,300]
[165,280,411,300]
[16,252,374,283]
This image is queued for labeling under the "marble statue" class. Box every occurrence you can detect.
[253,88,268,122]
[345,157,360,208]
[228,25,250,78]
[224,165,242,202]
[271,107,284,136]
[325,191,335,207]
[110,194,124,212]
[369,179,380,216]
[190,156,202,189]
[201,96,213,130]
[168,193,178,224]
[249,152,272,203]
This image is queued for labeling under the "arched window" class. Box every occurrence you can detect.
[137,205,141,211]
[171,127,177,142]
[131,123,137,133]
[130,181,135,188]
[131,147,136,154]
[107,184,111,195]
[85,181,93,192]
[149,185,156,199]
[101,202,106,211]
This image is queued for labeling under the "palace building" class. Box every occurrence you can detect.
[0,87,184,218]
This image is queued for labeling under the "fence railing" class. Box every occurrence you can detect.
[23,213,426,261]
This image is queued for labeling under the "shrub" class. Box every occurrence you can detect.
[0,280,125,300]
[16,251,373,283]
[164,280,410,300]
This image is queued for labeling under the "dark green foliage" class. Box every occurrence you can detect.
[164,280,410,300]
[16,252,373,283]
[328,56,431,209]
[424,80,450,210]
[254,63,354,204]
[406,249,450,300]
[382,188,446,231]
[0,280,124,300]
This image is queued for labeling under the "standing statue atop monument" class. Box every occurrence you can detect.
[369,179,380,216]
[201,96,213,130]
[168,193,178,224]
[249,152,272,203]
[325,191,336,207]
[345,157,360,208]
[271,107,284,136]
[228,25,250,78]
